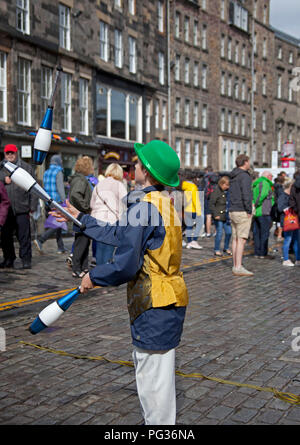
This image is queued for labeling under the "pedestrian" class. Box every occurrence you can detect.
[86,168,99,267]
[278,177,300,266]
[181,172,203,249]
[69,156,93,278]
[273,174,285,241]
[34,154,67,254]
[202,167,218,237]
[209,176,232,256]
[289,170,300,222]
[0,144,38,269]
[0,181,10,231]
[90,163,127,265]
[52,140,189,425]
[229,154,253,276]
[252,171,275,259]
[170,175,186,246]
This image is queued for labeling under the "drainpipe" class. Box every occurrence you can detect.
[250,12,255,162]
[167,0,172,145]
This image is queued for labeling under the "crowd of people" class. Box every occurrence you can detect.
[0,144,300,278]
[1,140,300,426]
[178,153,300,275]
[33,154,128,278]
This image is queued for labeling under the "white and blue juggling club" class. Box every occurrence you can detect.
[0,161,83,228]
[33,66,63,165]
[29,287,81,335]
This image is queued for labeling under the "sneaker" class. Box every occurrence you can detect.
[66,254,73,268]
[233,266,254,276]
[186,241,203,250]
[182,240,187,247]
[57,249,68,254]
[282,260,294,267]
[33,239,43,254]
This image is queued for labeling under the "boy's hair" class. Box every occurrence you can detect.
[105,163,123,181]
[283,177,293,190]
[235,154,249,167]
[218,176,230,187]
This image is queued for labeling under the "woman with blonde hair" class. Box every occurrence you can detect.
[90,163,127,265]
[68,156,95,277]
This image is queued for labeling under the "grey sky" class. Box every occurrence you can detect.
[270,0,300,39]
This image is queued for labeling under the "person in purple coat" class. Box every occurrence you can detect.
[0,181,10,231]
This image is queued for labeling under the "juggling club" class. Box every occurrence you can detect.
[29,287,81,335]
[0,161,84,228]
[33,66,63,165]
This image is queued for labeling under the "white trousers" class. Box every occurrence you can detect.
[132,346,176,425]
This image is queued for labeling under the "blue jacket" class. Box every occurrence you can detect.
[277,192,290,228]
[43,164,64,203]
[76,185,187,351]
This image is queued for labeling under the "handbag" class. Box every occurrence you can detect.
[283,208,300,231]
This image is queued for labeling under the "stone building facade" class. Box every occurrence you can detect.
[0,0,168,179]
[0,0,299,180]
[170,0,300,172]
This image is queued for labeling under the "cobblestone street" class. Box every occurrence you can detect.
[0,233,300,426]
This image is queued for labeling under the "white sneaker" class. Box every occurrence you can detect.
[282,260,295,267]
[233,266,254,276]
[182,240,187,247]
[186,241,203,250]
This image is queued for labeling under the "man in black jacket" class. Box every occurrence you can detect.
[0,145,38,269]
[229,154,253,276]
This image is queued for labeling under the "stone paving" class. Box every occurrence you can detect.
[0,231,300,425]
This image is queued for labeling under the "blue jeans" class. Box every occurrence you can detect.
[96,241,115,265]
[184,212,204,243]
[39,228,65,251]
[283,229,300,261]
[214,220,232,252]
[253,215,272,256]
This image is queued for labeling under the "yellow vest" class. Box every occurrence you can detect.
[182,181,202,215]
[127,191,189,323]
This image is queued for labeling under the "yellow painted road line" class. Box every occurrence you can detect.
[0,255,231,312]
[0,244,279,312]
[0,288,76,312]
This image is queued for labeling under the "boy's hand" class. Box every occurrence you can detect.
[50,200,80,222]
[80,272,94,294]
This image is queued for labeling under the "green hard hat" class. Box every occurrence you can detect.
[134,140,180,187]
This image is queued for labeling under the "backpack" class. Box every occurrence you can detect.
[205,174,218,199]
